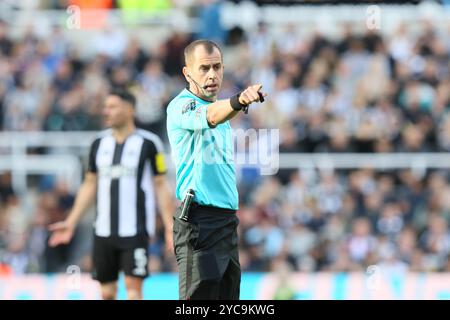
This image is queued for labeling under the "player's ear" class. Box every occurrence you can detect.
[126,103,135,118]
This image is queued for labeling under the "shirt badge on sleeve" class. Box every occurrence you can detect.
[182,100,197,114]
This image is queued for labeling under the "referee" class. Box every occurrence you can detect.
[167,40,266,300]
[48,88,174,300]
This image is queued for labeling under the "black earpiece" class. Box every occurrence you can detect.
[187,74,208,90]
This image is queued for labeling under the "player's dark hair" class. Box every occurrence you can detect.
[109,87,136,108]
[184,40,222,65]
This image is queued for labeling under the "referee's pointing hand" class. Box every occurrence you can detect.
[238,84,267,105]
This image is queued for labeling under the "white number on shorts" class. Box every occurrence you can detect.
[132,248,147,276]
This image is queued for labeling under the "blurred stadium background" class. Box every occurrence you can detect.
[2,0,450,299]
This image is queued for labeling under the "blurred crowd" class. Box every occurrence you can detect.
[2,3,450,275]
[239,168,450,273]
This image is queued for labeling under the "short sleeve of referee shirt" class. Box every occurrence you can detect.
[88,138,101,173]
[168,90,214,131]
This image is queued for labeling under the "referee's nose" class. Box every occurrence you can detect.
[207,68,219,83]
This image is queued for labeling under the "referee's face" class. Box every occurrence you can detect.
[184,46,223,101]
[103,95,133,128]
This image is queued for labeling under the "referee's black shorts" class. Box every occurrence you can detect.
[173,203,241,300]
[92,235,149,284]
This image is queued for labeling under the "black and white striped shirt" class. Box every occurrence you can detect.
[88,129,167,238]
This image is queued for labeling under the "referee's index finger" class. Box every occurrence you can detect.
[252,84,263,92]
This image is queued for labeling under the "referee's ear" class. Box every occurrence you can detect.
[182,66,190,83]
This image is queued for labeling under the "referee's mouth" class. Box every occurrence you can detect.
[204,83,219,93]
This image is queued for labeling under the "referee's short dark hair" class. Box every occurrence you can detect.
[184,39,222,65]
[109,87,136,108]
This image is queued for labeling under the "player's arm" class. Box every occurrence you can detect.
[48,138,100,247]
[153,174,175,253]
[48,172,97,247]
[65,172,97,227]
[206,84,267,127]
[147,139,175,253]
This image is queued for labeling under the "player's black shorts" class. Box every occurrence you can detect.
[92,235,149,283]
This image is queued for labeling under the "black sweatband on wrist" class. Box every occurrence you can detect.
[230,93,248,111]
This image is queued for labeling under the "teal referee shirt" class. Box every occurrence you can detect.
[166,88,239,210]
